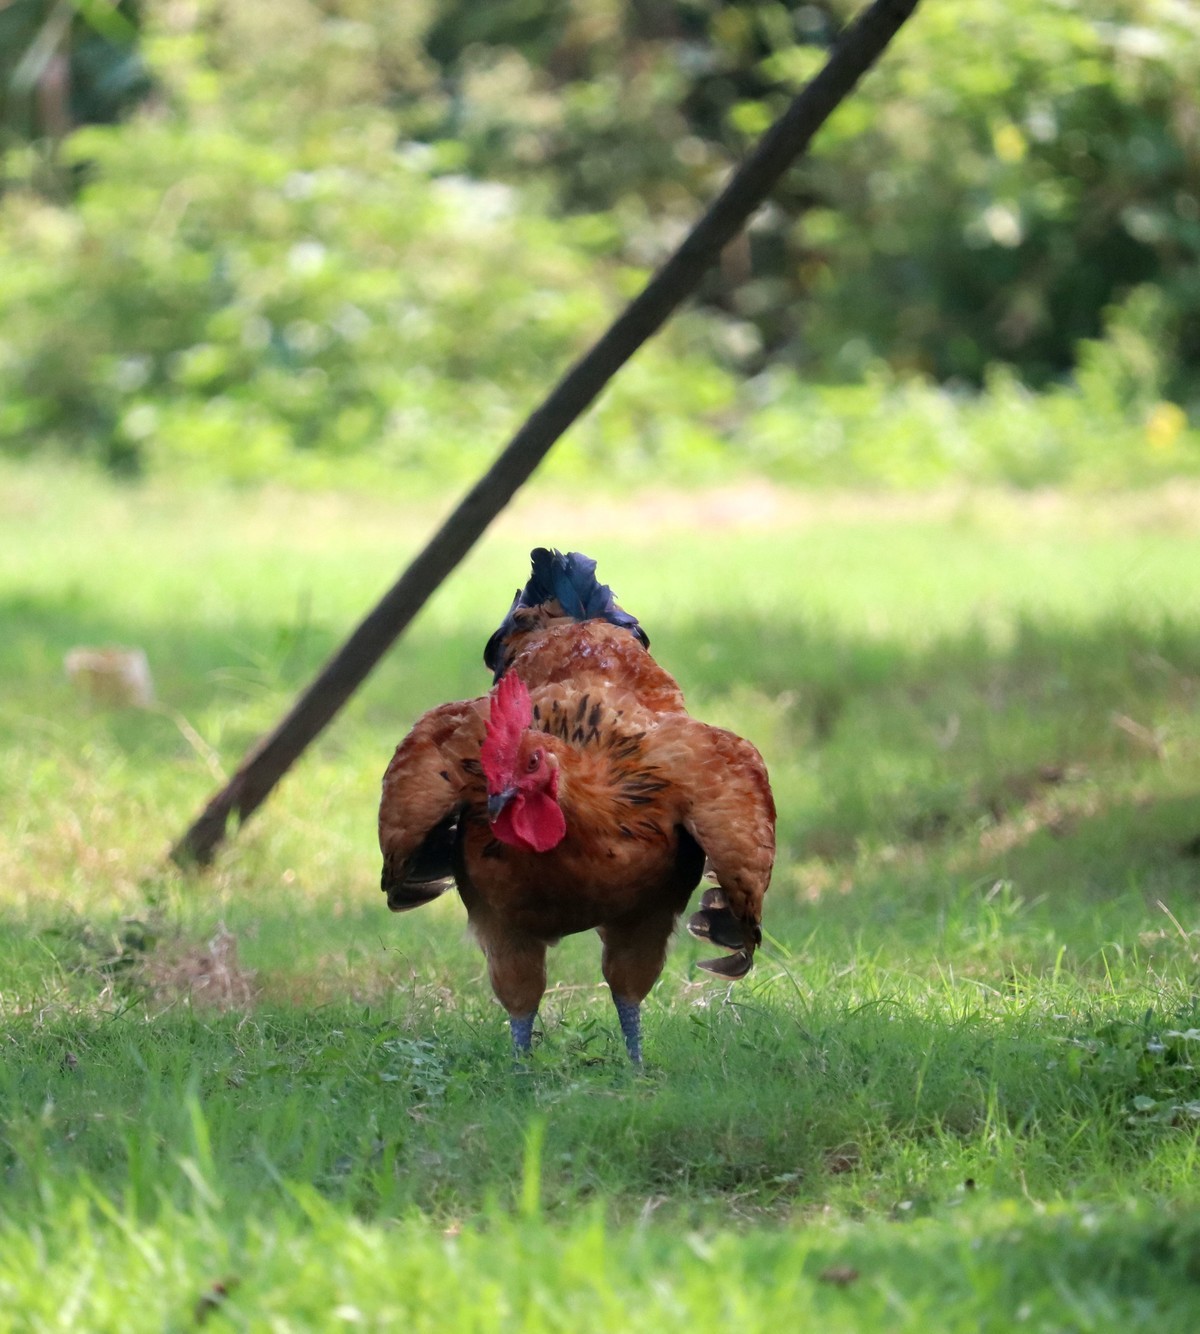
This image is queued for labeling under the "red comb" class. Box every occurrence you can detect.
[481,672,532,787]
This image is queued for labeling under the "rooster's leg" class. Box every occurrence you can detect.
[509,1012,537,1054]
[599,910,679,1065]
[612,997,643,1065]
[478,926,548,1057]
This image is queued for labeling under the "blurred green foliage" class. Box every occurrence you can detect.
[411,0,1200,392]
[0,0,1197,484]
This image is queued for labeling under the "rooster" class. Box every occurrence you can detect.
[379,549,775,1062]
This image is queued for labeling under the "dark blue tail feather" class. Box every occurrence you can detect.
[484,548,648,677]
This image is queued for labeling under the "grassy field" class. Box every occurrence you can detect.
[3,460,1200,1329]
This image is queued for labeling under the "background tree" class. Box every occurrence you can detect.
[1,0,149,194]
[0,0,1196,482]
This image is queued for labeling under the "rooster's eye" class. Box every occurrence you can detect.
[527,750,541,772]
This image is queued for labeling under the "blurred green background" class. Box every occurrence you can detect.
[1,0,1197,488]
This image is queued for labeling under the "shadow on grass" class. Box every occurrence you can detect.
[972,792,1200,902]
[5,586,1199,939]
[5,588,1199,941]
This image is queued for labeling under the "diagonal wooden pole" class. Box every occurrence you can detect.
[171,0,921,866]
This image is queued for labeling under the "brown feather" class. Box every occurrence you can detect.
[505,621,687,715]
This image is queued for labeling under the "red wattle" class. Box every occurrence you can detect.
[492,792,566,853]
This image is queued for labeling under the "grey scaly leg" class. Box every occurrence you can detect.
[510,1012,536,1055]
[613,997,642,1065]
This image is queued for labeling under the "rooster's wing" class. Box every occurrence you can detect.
[378,698,487,911]
[648,714,776,977]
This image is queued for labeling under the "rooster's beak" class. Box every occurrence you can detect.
[487,788,516,822]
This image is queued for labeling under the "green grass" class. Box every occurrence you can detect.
[3,460,1200,1328]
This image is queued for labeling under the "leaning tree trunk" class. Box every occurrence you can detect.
[171,0,922,867]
